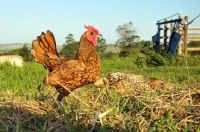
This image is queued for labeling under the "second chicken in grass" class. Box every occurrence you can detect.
[94,72,165,95]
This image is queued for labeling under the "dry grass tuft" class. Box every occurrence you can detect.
[0,96,69,132]
[0,85,199,131]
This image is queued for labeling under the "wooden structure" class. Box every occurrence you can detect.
[156,16,200,54]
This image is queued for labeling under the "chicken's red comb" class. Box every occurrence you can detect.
[84,25,99,34]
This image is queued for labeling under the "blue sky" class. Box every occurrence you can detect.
[0,0,199,45]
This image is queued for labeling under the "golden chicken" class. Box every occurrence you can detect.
[31,26,100,101]
[94,72,165,95]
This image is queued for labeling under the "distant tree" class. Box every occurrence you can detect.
[116,21,140,48]
[96,34,107,56]
[60,33,79,58]
[116,22,140,57]
[19,44,33,61]
[6,49,20,55]
[65,33,75,44]
[1,43,33,61]
[60,42,79,58]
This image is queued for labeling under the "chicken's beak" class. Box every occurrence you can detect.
[96,35,100,38]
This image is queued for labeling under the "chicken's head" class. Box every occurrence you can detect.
[84,25,99,46]
[149,78,165,89]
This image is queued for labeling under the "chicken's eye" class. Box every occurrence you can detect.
[90,32,94,35]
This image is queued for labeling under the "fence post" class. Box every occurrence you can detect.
[164,19,168,50]
[183,16,188,54]
[170,19,174,33]
[178,16,183,55]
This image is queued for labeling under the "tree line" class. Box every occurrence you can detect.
[1,21,200,66]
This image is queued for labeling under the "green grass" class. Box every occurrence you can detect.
[0,62,46,98]
[0,57,200,131]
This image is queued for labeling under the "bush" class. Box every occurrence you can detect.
[59,43,79,58]
[0,44,34,62]
[19,44,34,61]
[135,41,200,67]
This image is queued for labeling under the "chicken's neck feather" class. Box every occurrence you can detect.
[75,37,99,63]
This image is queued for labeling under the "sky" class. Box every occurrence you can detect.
[0,0,200,45]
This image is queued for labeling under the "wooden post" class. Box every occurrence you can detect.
[158,29,160,53]
[170,19,174,33]
[183,16,188,54]
[188,27,200,30]
[164,19,168,50]
[170,19,174,50]
[178,16,183,55]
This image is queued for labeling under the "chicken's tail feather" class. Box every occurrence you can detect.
[31,30,69,71]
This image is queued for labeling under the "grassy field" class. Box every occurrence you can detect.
[0,57,200,131]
